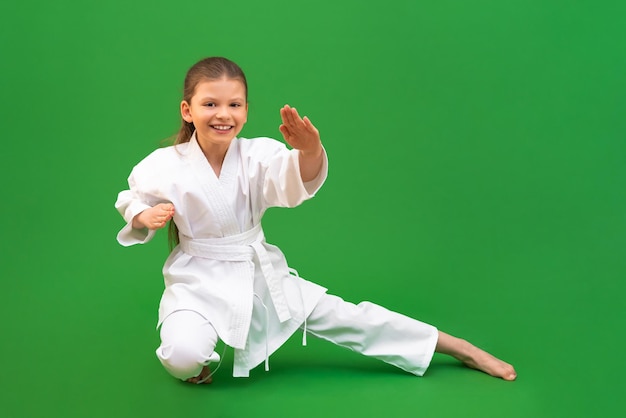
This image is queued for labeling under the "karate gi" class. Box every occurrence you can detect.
[116,133,438,379]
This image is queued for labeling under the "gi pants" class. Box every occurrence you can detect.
[156,294,439,380]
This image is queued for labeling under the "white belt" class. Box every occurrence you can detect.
[178,224,292,323]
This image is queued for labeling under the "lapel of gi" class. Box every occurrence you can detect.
[186,133,241,236]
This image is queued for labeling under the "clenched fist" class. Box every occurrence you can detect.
[133,203,175,230]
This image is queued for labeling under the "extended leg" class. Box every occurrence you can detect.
[304,294,516,380]
[304,294,439,376]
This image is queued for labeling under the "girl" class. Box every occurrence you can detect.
[115,57,516,384]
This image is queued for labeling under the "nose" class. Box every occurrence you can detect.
[216,105,230,119]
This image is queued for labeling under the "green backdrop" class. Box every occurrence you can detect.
[1,1,624,417]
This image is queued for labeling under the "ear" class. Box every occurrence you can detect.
[244,102,249,123]
[181,100,193,123]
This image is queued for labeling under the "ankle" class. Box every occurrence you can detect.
[451,338,476,363]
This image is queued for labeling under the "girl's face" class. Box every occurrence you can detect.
[181,77,248,149]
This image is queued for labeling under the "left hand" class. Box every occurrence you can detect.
[279,105,322,153]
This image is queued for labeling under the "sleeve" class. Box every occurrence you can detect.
[114,169,157,246]
[262,144,329,208]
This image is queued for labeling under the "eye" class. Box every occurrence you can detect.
[204,102,215,107]
[230,103,241,108]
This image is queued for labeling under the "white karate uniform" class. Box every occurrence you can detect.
[116,133,438,379]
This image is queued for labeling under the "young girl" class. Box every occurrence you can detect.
[115,57,517,384]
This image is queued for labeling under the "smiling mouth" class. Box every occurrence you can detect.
[211,125,233,131]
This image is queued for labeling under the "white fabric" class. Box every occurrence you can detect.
[116,133,438,378]
[156,293,439,380]
[116,134,328,376]
[305,294,439,376]
[156,310,220,380]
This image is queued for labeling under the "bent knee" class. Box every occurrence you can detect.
[156,342,205,380]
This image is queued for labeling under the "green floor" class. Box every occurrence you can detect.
[2,1,625,417]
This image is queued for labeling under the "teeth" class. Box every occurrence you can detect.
[213,125,231,130]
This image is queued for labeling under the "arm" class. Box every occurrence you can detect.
[279,105,324,182]
[115,166,176,246]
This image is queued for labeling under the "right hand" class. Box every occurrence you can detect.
[133,203,175,230]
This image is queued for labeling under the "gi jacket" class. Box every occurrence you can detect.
[116,133,328,376]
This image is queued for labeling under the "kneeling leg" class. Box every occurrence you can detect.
[156,310,220,382]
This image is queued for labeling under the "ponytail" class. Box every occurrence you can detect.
[175,120,195,145]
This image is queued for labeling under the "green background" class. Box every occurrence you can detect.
[1,0,624,417]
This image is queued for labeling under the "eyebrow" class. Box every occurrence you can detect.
[198,96,246,102]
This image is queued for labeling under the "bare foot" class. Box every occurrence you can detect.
[186,366,213,384]
[436,331,517,381]
[459,345,517,381]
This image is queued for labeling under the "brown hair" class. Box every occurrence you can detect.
[168,57,248,250]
